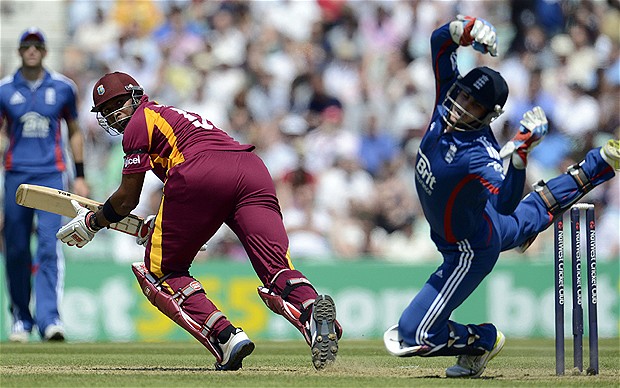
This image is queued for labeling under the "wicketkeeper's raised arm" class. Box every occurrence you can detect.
[449,15,498,57]
[431,15,499,106]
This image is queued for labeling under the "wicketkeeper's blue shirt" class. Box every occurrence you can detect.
[415,24,525,245]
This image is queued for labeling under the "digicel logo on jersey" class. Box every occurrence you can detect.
[124,155,142,168]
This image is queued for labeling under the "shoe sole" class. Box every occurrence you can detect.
[311,295,338,370]
[602,140,620,170]
[45,332,65,341]
[471,331,506,378]
[216,340,255,371]
[9,333,30,343]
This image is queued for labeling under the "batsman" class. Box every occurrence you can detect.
[383,15,619,378]
[55,72,341,371]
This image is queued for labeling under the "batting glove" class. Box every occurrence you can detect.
[136,214,156,246]
[499,106,548,169]
[449,15,498,57]
[136,214,207,251]
[56,200,99,248]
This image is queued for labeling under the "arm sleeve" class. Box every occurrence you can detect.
[61,79,79,122]
[470,150,526,215]
[430,22,460,108]
[122,113,152,175]
[493,162,526,214]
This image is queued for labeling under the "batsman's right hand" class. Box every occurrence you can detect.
[136,215,156,246]
[136,215,207,251]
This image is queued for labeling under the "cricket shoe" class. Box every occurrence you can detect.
[9,321,31,343]
[445,330,505,378]
[309,295,339,370]
[214,328,255,371]
[43,324,66,341]
[600,139,620,171]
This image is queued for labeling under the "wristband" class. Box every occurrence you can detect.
[86,212,103,232]
[75,162,85,178]
[102,199,126,223]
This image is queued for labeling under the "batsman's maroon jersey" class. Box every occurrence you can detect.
[121,96,254,179]
[120,96,296,288]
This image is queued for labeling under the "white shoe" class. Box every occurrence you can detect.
[44,324,65,341]
[9,321,31,343]
[446,330,505,378]
[215,328,255,371]
[600,139,620,171]
[309,295,338,370]
[9,330,30,343]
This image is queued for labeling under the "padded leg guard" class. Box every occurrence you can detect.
[384,324,432,357]
[131,262,224,363]
[258,273,343,346]
[536,163,596,218]
[385,322,487,358]
[258,285,312,344]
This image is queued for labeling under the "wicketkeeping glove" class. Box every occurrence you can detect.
[56,200,99,248]
[499,106,548,169]
[449,15,498,57]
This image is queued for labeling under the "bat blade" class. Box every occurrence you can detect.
[15,184,143,237]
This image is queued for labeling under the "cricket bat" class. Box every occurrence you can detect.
[15,184,143,236]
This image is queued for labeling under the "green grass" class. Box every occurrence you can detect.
[0,338,618,387]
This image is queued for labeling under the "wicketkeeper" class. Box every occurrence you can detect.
[383,14,619,378]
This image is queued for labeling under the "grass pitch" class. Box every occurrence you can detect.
[1,338,618,387]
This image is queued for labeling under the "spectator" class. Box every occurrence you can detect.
[359,114,400,178]
[48,0,618,265]
[280,166,333,260]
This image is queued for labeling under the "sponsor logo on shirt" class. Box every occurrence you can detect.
[20,112,50,138]
[416,149,436,195]
[124,154,142,168]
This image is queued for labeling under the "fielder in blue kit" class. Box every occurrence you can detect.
[383,16,619,378]
[0,28,89,342]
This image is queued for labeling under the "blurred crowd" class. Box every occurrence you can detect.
[6,0,620,262]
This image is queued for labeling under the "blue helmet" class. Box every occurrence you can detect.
[442,66,509,131]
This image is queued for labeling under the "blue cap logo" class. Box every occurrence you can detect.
[97,85,105,96]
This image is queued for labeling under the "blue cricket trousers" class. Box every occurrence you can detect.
[3,171,65,337]
[398,147,615,356]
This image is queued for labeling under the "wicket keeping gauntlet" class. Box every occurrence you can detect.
[450,15,498,56]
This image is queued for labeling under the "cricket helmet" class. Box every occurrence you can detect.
[91,72,144,135]
[442,66,508,131]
